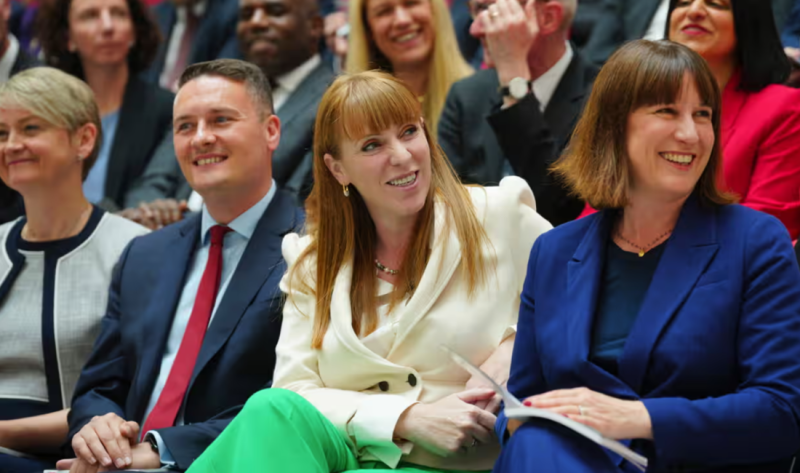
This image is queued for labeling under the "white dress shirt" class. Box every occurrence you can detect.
[159,0,207,90]
[0,35,21,83]
[643,0,671,40]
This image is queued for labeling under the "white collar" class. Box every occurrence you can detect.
[0,35,20,83]
[274,54,322,95]
[532,42,573,112]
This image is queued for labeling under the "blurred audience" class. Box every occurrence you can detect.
[782,0,800,60]
[497,40,800,473]
[120,0,334,229]
[439,0,597,226]
[57,60,302,472]
[0,0,39,225]
[345,0,472,134]
[0,67,147,472]
[668,0,800,238]
[186,70,552,473]
[143,0,240,91]
[38,0,174,212]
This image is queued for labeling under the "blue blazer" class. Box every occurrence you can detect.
[68,189,303,470]
[141,0,241,85]
[497,197,800,472]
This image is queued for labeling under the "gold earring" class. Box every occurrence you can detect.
[343,184,350,197]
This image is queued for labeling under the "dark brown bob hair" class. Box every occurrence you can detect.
[38,0,162,79]
[552,40,737,210]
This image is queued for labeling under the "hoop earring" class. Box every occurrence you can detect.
[343,184,350,197]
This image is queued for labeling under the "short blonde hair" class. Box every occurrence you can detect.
[345,0,472,134]
[552,40,736,209]
[0,67,102,179]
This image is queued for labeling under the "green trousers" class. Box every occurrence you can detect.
[187,388,488,473]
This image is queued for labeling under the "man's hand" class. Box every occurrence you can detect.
[478,0,538,86]
[59,441,160,473]
[118,199,188,230]
[71,413,139,469]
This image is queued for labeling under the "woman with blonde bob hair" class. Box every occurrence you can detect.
[493,40,800,473]
[0,67,147,471]
[345,0,472,134]
[187,71,551,473]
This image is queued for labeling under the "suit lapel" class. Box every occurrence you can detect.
[104,79,141,204]
[276,63,333,126]
[187,190,298,390]
[389,201,463,354]
[617,197,719,393]
[629,0,665,38]
[133,216,199,421]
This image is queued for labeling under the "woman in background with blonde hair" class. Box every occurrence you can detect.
[346,0,472,134]
[186,71,551,473]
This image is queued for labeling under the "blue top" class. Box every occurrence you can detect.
[144,181,277,466]
[590,239,666,376]
[82,111,120,204]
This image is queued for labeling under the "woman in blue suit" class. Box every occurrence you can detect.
[493,39,800,473]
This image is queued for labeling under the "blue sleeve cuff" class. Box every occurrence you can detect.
[145,431,177,468]
[496,406,511,445]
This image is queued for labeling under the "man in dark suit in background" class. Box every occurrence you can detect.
[142,0,240,91]
[121,0,332,228]
[57,59,302,472]
[439,0,597,226]
[0,0,37,225]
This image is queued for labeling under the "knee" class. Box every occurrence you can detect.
[242,388,309,416]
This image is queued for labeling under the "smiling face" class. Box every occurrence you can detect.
[0,108,94,194]
[237,0,321,78]
[366,0,435,70]
[68,0,135,68]
[668,0,736,64]
[625,73,715,203]
[173,75,280,203]
[324,120,432,224]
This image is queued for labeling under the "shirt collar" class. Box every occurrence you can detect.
[0,35,20,83]
[274,54,321,95]
[200,179,277,244]
[533,42,573,111]
[177,0,207,21]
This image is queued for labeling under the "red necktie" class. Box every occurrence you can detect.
[142,225,231,438]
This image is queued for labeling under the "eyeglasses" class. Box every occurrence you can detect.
[467,0,550,20]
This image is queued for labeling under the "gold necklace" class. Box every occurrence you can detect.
[374,259,399,275]
[616,228,673,257]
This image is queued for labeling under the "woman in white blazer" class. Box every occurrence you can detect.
[187,71,552,473]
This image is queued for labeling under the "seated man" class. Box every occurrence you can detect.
[122,0,332,228]
[59,59,303,472]
[438,0,597,226]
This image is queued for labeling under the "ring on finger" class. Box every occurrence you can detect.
[578,405,586,417]
[489,5,500,17]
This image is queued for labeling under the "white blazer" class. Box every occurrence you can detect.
[273,177,553,470]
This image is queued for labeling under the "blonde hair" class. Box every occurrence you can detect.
[345,0,472,134]
[0,67,102,179]
[291,71,492,349]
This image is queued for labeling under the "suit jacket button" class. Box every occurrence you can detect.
[379,381,390,392]
[408,374,417,387]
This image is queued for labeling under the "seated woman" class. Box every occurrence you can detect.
[494,39,800,473]
[185,71,552,473]
[38,0,174,211]
[346,0,473,134]
[0,67,148,471]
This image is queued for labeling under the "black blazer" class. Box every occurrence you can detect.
[141,0,240,85]
[581,0,662,65]
[0,47,41,225]
[68,189,303,470]
[98,77,174,211]
[438,51,598,226]
[124,61,335,207]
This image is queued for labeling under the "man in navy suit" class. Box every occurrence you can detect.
[142,0,241,90]
[58,59,302,472]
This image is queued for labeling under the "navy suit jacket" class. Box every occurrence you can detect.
[68,189,303,470]
[499,197,800,472]
[141,0,240,85]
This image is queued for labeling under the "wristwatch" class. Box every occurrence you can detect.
[146,435,159,454]
[500,77,533,100]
